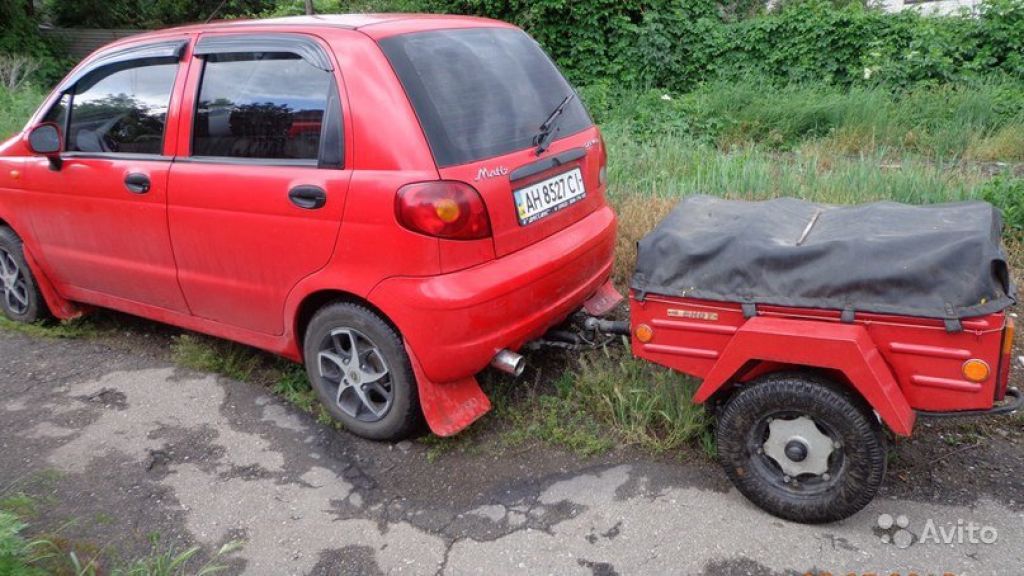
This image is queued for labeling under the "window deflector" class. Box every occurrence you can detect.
[57,39,188,93]
[193,34,333,72]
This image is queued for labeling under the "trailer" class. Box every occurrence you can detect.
[595,195,1021,523]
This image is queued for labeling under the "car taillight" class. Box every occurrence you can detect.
[395,181,492,240]
[598,134,608,186]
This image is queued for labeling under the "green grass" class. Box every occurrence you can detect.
[170,334,267,383]
[587,77,1024,160]
[0,316,100,340]
[0,85,45,140]
[1,507,240,576]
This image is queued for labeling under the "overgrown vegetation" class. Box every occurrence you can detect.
[0,488,239,576]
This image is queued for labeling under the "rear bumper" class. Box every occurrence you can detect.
[370,205,617,383]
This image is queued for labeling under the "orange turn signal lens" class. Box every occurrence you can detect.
[962,359,990,383]
[1002,317,1015,356]
[434,198,461,223]
[635,324,654,343]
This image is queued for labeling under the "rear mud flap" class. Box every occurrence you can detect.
[583,279,623,317]
[405,343,491,437]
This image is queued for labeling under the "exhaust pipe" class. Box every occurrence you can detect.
[491,349,525,377]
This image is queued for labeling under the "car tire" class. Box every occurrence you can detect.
[0,226,49,323]
[716,372,886,524]
[303,301,425,441]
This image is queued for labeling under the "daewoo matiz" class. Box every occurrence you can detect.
[0,14,618,440]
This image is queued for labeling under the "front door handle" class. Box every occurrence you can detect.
[289,185,327,210]
[124,173,151,194]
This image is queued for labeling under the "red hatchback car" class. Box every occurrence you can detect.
[0,14,618,440]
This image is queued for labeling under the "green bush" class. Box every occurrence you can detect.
[423,0,1024,92]
[0,85,47,140]
[43,0,277,28]
[0,2,69,84]
[981,172,1024,238]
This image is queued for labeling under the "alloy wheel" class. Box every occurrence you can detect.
[0,247,29,316]
[316,328,394,422]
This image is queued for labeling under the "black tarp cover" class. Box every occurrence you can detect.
[632,196,1016,323]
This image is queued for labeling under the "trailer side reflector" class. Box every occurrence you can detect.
[962,359,990,383]
[635,324,654,343]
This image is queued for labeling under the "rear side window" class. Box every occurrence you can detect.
[193,53,332,161]
[67,62,177,155]
[380,28,592,168]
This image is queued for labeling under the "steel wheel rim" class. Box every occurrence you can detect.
[0,247,29,316]
[317,327,393,422]
[746,410,846,496]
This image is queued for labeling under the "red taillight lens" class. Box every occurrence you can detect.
[395,181,492,240]
[598,133,608,186]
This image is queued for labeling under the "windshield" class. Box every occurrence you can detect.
[379,28,593,167]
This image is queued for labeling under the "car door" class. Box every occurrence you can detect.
[167,33,350,335]
[24,39,191,312]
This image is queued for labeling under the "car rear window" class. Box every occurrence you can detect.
[379,28,592,168]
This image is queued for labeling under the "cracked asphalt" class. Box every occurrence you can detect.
[2,328,1023,575]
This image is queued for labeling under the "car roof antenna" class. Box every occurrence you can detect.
[204,0,230,23]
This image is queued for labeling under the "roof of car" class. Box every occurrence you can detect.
[160,13,509,35]
[85,13,517,59]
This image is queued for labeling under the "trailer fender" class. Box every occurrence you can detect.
[693,316,915,436]
[404,342,491,437]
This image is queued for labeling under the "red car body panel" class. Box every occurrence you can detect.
[0,15,617,436]
[631,294,1010,436]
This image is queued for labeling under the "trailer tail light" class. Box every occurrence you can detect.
[996,316,1015,399]
[962,359,990,383]
[635,323,654,343]
[396,181,492,240]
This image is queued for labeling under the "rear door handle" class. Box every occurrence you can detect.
[289,185,327,210]
[124,173,151,194]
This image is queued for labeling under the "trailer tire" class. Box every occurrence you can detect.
[716,372,886,524]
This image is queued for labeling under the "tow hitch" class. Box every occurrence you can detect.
[526,312,630,352]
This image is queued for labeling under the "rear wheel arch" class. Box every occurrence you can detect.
[294,289,403,356]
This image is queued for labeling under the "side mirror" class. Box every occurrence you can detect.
[27,123,63,170]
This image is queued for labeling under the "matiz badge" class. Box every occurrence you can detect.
[475,165,509,181]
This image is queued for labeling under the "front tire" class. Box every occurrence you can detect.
[0,226,49,323]
[716,372,886,524]
[303,302,424,441]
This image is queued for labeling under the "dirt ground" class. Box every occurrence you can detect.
[2,317,1023,575]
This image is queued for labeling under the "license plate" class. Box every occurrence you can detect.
[514,168,586,226]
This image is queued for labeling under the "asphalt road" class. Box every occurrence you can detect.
[2,329,1022,575]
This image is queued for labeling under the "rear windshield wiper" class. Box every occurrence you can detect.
[533,92,576,156]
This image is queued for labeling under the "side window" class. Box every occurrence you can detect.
[67,61,178,155]
[193,53,333,162]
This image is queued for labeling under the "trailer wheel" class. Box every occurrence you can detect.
[716,372,886,523]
